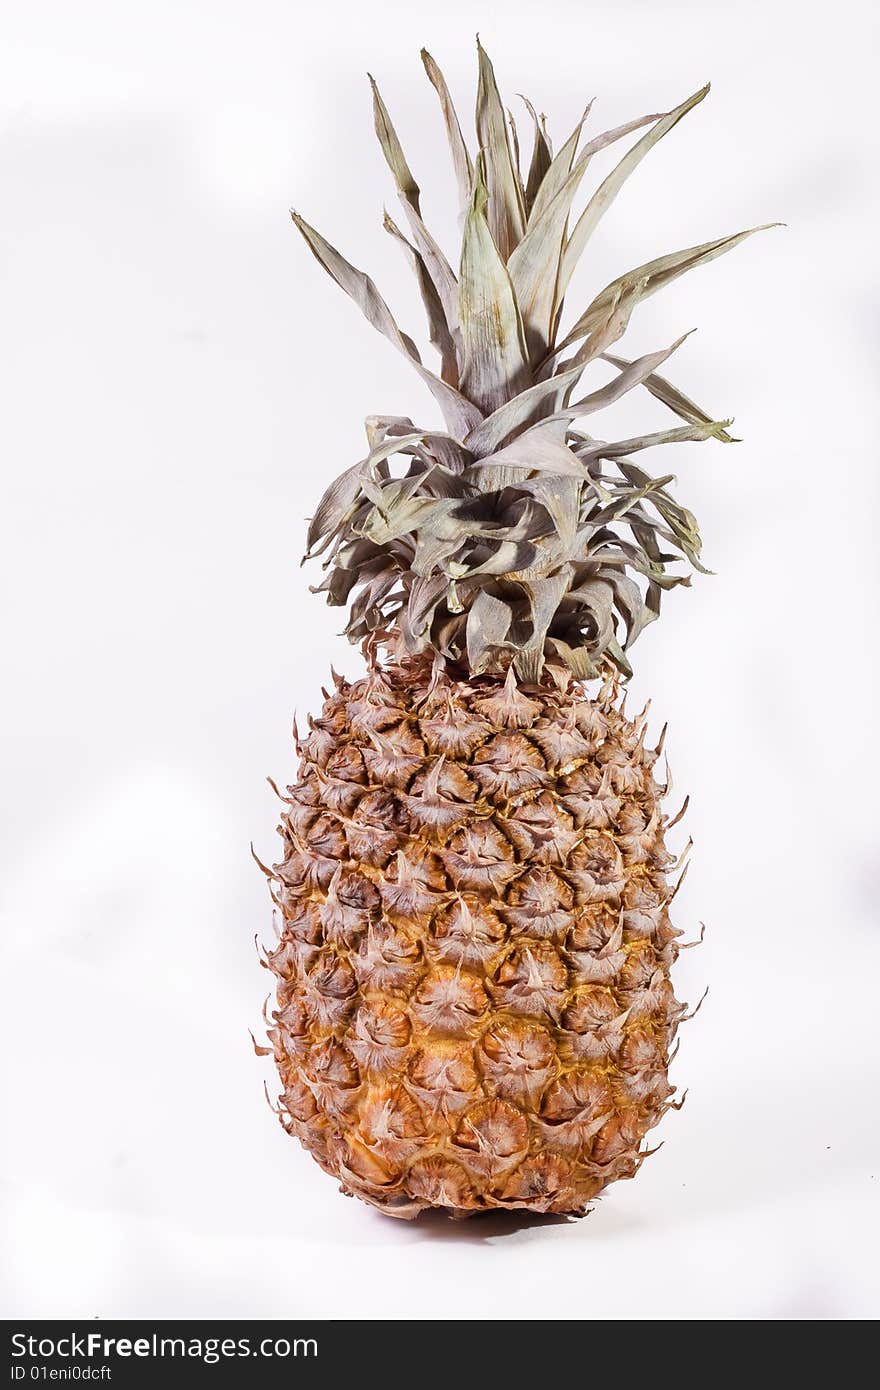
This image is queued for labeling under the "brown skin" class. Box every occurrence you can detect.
[260,654,689,1219]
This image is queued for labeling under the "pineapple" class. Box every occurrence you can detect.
[257,42,771,1218]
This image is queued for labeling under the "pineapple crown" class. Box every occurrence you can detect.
[293,40,774,682]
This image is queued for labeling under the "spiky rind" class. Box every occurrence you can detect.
[260,657,690,1219]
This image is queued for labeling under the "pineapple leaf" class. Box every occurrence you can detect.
[576,107,669,162]
[518,474,582,549]
[308,426,450,555]
[526,103,591,227]
[590,475,677,525]
[364,429,452,469]
[529,106,663,230]
[369,74,421,212]
[507,107,525,205]
[464,365,583,457]
[604,634,634,678]
[410,529,470,578]
[545,635,599,680]
[365,413,419,447]
[557,86,710,301]
[359,495,445,545]
[308,427,468,558]
[370,77,462,347]
[573,419,734,464]
[464,415,585,485]
[509,107,668,365]
[475,38,526,261]
[559,223,778,353]
[567,577,616,650]
[521,97,553,216]
[421,49,474,218]
[608,571,652,647]
[362,415,471,473]
[463,537,539,576]
[458,155,531,414]
[291,211,481,437]
[602,352,740,442]
[306,463,363,556]
[515,570,573,680]
[404,573,449,642]
[569,334,692,419]
[466,589,514,672]
[383,212,459,384]
[560,278,649,377]
[508,144,592,363]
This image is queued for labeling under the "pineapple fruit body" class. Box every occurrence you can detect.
[264,656,685,1218]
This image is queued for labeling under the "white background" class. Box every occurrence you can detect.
[2,0,879,1321]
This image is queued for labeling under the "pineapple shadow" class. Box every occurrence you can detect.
[391,1208,579,1242]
